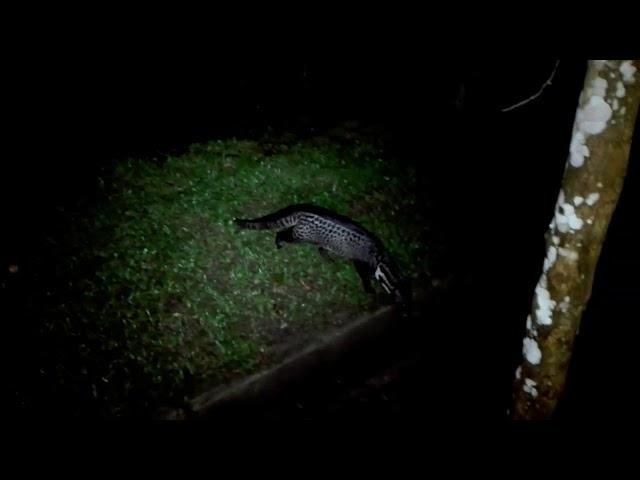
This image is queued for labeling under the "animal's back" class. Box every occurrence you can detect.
[235,204,383,264]
[293,210,379,263]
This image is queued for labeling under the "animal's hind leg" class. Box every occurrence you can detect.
[275,227,296,249]
[353,260,375,294]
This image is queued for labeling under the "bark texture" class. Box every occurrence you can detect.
[512,60,639,420]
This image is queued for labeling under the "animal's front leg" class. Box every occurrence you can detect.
[275,227,296,249]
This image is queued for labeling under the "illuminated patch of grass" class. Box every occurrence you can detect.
[43,134,432,416]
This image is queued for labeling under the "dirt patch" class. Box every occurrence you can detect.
[257,303,364,365]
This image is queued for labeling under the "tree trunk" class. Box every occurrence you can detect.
[512,60,639,420]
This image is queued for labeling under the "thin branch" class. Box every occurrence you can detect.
[501,60,560,112]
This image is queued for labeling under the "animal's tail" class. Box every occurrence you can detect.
[233,205,302,230]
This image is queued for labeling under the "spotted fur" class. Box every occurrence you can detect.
[234,204,412,312]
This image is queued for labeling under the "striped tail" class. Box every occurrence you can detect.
[233,205,301,230]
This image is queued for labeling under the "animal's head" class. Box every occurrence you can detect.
[373,253,412,313]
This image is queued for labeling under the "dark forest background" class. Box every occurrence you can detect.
[3,30,638,421]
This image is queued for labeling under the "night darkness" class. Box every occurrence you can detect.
[3,35,639,422]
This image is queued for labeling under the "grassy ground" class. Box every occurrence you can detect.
[29,128,435,416]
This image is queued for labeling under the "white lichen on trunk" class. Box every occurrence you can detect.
[512,60,640,420]
[568,62,620,168]
[523,378,539,398]
[522,337,542,365]
[558,296,571,313]
[585,192,600,206]
[554,190,584,232]
[620,61,637,83]
[558,247,579,262]
[534,275,556,326]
